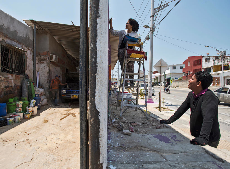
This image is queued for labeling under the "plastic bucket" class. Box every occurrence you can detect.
[16,101,23,108]
[32,106,37,115]
[0,103,7,117]
[16,108,22,113]
[14,116,21,123]
[8,98,14,103]
[26,107,33,113]
[7,102,16,114]
[15,113,23,119]
[24,113,31,119]
[22,101,29,113]
[7,117,14,125]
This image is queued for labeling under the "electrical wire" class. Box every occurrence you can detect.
[154,35,202,55]
[155,34,229,51]
[157,0,181,25]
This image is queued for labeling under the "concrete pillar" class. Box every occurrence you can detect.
[89,0,108,168]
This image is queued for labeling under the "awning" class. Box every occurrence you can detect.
[24,20,80,60]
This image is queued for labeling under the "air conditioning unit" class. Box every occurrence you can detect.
[50,54,58,62]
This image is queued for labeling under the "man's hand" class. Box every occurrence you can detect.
[160,119,170,124]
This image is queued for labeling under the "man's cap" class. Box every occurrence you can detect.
[55,75,59,77]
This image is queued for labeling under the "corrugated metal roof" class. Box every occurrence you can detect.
[24,20,80,60]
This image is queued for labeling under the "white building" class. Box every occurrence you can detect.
[152,64,184,85]
[202,55,230,87]
[165,64,185,82]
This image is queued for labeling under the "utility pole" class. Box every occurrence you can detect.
[147,1,169,100]
[147,0,154,101]
[220,50,226,87]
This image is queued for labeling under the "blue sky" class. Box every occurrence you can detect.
[1,0,230,75]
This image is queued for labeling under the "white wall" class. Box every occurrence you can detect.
[202,56,214,68]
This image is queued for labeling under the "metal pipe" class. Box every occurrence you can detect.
[80,0,88,168]
[33,24,36,86]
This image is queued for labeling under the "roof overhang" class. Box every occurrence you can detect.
[24,20,81,60]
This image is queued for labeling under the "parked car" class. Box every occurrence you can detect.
[213,87,230,104]
[60,72,79,103]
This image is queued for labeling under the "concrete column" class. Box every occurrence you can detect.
[89,0,108,168]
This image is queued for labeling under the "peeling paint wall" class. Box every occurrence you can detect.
[36,51,50,97]
[95,0,109,168]
[0,10,33,103]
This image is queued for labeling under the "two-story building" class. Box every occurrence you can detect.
[165,64,185,85]
[182,56,203,80]
[209,55,230,87]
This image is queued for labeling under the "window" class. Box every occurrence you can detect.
[172,66,176,69]
[188,61,190,66]
[180,66,183,69]
[1,44,25,75]
[205,58,210,62]
[227,79,230,86]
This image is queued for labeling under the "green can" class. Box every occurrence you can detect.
[22,101,29,113]
[7,102,16,114]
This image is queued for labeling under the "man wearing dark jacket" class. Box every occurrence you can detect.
[160,71,220,148]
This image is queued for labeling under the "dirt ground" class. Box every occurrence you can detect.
[0,101,80,169]
[0,93,167,169]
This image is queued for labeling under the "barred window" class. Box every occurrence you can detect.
[1,44,25,75]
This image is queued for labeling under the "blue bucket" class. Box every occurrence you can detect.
[0,103,7,117]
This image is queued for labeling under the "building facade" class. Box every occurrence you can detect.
[182,56,203,80]
[165,64,185,85]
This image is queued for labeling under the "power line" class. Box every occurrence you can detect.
[154,35,202,55]
[136,0,145,19]
[155,34,229,51]
[158,0,181,25]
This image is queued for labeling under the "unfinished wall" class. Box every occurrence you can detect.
[36,51,50,97]
[0,10,33,103]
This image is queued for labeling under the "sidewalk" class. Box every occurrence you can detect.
[107,92,230,169]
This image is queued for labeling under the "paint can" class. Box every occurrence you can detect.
[7,117,14,125]
[14,116,21,123]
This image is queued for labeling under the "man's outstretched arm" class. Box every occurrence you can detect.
[160,93,191,124]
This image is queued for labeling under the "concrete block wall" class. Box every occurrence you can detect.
[0,10,33,103]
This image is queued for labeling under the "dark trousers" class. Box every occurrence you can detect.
[51,89,59,105]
